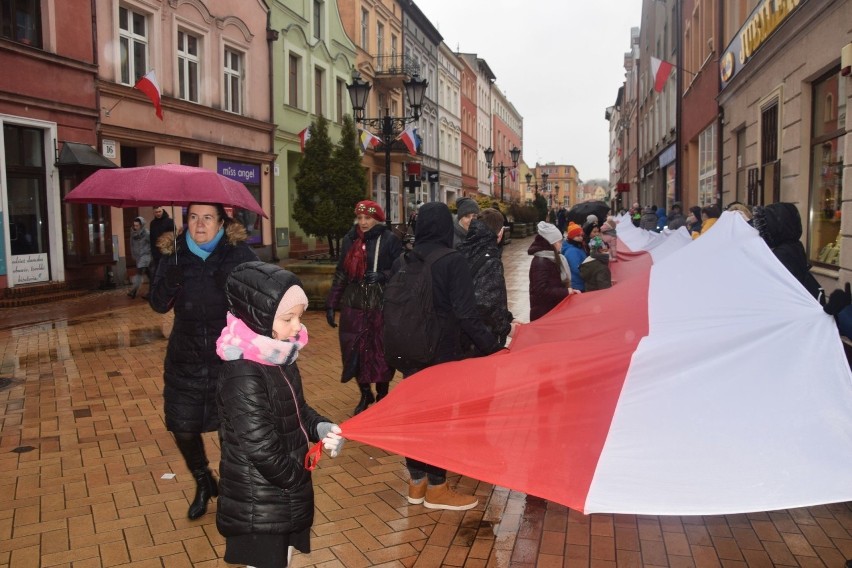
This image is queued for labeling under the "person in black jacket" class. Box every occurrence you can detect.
[457,209,520,353]
[325,200,403,416]
[753,202,824,303]
[389,201,500,511]
[216,261,343,568]
[149,202,258,520]
[148,206,175,272]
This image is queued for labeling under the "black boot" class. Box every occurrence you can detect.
[353,384,375,415]
[375,382,389,403]
[188,468,218,520]
[173,433,216,520]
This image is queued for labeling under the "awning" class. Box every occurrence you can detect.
[56,142,118,169]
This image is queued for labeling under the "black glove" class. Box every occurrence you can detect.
[824,282,851,316]
[165,265,184,288]
[213,269,228,290]
[363,271,386,285]
[326,308,337,328]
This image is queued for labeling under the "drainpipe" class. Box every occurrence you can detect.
[266,6,280,263]
[716,0,725,208]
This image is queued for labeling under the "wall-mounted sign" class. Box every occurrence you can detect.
[102,139,116,159]
[218,160,260,185]
[720,0,805,89]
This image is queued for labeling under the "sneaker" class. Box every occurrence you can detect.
[423,482,478,511]
[407,478,427,504]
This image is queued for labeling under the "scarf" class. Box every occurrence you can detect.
[216,313,309,366]
[187,227,224,260]
[534,250,571,286]
[343,227,368,280]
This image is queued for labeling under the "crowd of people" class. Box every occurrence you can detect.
[133,195,849,568]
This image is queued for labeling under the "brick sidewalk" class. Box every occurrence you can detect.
[0,236,850,567]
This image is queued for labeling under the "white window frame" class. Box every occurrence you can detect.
[177,29,200,103]
[118,5,148,85]
[360,9,368,51]
[223,46,244,114]
[698,122,717,206]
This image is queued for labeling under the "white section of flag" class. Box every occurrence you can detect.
[586,213,852,514]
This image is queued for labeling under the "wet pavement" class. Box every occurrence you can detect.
[0,235,850,567]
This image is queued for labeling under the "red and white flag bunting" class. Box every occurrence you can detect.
[298,127,311,153]
[650,56,674,93]
[134,70,163,120]
[341,212,852,515]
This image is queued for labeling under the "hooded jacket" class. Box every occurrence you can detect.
[753,203,823,302]
[393,202,499,371]
[216,261,329,539]
[457,219,513,351]
[149,221,258,432]
[129,216,151,268]
[528,234,569,321]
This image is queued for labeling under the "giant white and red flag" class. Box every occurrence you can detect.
[341,213,852,515]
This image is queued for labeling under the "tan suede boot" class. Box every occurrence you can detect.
[407,478,427,504]
[423,482,478,511]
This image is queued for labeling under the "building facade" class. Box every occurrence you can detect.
[458,54,479,199]
[401,0,440,214]
[436,42,462,205]
[637,0,678,211]
[275,0,356,257]
[718,0,851,290]
[95,0,275,276]
[490,85,523,202]
[0,1,106,289]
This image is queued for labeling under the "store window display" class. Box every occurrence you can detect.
[808,69,845,266]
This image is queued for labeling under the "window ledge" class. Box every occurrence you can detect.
[811,265,839,279]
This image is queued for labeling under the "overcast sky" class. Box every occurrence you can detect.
[418,0,643,182]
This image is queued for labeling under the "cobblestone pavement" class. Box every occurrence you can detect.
[0,235,850,567]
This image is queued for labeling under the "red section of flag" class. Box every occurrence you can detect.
[340,249,652,511]
[134,71,163,120]
[650,57,674,93]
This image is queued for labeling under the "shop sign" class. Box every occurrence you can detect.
[659,144,677,168]
[217,161,260,184]
[720,0,805,89]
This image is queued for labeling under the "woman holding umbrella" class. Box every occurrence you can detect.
[149,202,258,520]
[325,200,403,415]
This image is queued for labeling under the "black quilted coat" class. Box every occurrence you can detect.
[149,222,257,433]
[216,261,329,539]
[457,219,513,352]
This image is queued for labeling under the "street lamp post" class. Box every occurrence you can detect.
[484,145,521,202]
[347,71,428,228]
[541,172,550,208]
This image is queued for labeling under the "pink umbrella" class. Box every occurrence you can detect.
[64,163,267,217]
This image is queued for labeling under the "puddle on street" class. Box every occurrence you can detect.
[13,326,164,368]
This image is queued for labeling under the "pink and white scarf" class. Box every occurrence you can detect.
[216,313,309,366]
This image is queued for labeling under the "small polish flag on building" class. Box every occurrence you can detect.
[298,127,311,153]
[509,168,517,182]
[134,71,163,120]
[397,127,419,156]
[650,56,674,93]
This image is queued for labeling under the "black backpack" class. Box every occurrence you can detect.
[383,247,455,370]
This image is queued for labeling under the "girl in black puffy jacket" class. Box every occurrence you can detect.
[215,261,344,568]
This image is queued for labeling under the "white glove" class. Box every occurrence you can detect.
[317,423,345,457]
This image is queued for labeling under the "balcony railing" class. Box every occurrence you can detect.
[374,54,420,76]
